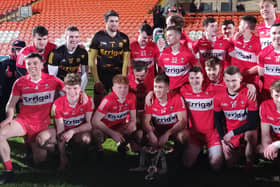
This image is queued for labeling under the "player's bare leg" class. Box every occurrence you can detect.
[73,132,92,145]
[244,130,258,168]
[182,144,201,168]
[208,145,223,171]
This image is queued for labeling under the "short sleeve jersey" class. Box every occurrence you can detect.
[257,19,280,49]
[16,42,57,73]
[53,94,93,130]
[145,93,185,130]
[158,45,197,89]
[193,36,232,70]
[47,45,88,80]
[214,86,258,131]
[12,72,64,124]
[130,40,160,76]
[90,30,130,71]
[230,34,261,74]
[180,84,215,133]
[258,45,280,90]
[97,91,136,128]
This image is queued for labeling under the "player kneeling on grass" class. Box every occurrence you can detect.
[260,80,280,160]
[143,74,188,162]
[214,65,258,169]
[36,73,93,171]
[0,53,64,184]
[92,74,137,155]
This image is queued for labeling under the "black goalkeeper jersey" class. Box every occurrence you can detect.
[48,45,88,80]
[90,30,130,72]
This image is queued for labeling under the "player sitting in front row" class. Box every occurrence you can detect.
[36,73,93,171]
[92,74,137,155]
[143,74,188,155]
[260,80,280,160]
[0,53,64,184]
[214,65,258,169]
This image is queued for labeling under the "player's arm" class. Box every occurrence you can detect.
[143,113,158,146]
[127,109,137,132]
[0,95,20,127]
[122,51,130,76]
[261,122,272,149]
[159,110,187,147]
[92,111,125,143]
[247,66,258,75]
[88,48,100,83]
[214,111,226,140]
[81,65,88,91]
[47,51,59,76]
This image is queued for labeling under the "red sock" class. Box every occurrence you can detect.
[4,160,12,171]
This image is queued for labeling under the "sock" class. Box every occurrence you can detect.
[4,160,12,171]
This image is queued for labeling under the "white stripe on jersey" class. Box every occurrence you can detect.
[22,90,55,105]
[271,124,280,134]
[152,112,178,125]
[164,64,190,77]
[264,64,280,76]
[185,98,213,111]
[211,49,226,60]
[260,38,272,49]
[224,109,248,121]
[233,47,257,63]
[105,110,129,121]
[63,114,85,127]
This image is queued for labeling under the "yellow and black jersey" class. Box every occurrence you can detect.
[48,45,88,80]
[89,30,130,71]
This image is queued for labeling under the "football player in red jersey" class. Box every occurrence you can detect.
[16,26,56,77]
[0,53,64,184]
[36,73,93,171]
[92,75,136,155]
[258,0,280,49]
[260,80,280,160]
[214,66,258,168]
[221,20,235,40]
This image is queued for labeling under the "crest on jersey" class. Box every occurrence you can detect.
[113,106,117,110]
[119,42,123,48]
[170,106,173,111]
[80,108,84,112]
[161,108,166,114]
[45,83,48,88]
[100,41,107,46]
[123,39,127,43]
[219,43,222,47]
[35,85,39,90]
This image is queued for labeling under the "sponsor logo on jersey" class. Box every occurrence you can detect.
[271,124,280,134]
[264,64,280,76]
[63,114,85,127]
[223,109,247,121]
[234,47,257,63]
[200,49,225,60]
[164,64,190,77]
[22,90,55,105]
[260,38,272,49]
[105,110,129,121]
[152,112,178,125]
[185,98,213,111]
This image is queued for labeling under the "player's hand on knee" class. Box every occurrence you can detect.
[223,131,234,143]
[264,144,278,160]
[61,130,75,142]
[147,132,158,147]
[111,131,125,143]
[222,140,233,156]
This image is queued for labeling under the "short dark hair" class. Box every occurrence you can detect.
[189,66,203,74]
[272,22,280,28]
[64,73,81,86]
[166,26,182,35]
[260,0,278,8]
[224,65,241,76]
[154,74,169,86]
[203,17,216,27]
[271,80,280,93]
[140,21,153,36]
[32,26,48,37]
[132,61,147,72]
[222,19,235,26]
[205,57,221,68]
[167,14,185,28]
[66,26,79,32]
[104,10,119,22]
[25,52,43,62]
[241,15,257,30]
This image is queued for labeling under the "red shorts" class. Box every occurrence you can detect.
[15,117,49,143]
[189,129,221,148]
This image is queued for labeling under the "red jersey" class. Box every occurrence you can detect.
[53,95,93,130]
[97,92,136,128]
[193,35,232,70]
[181,31,193,51]
[158,45,197,89]
[258,44,280,90]
[214,86,258,131]
[12,72,64,124]
[257,19,280,49]
[260,99,280,139]
[130,41,160,77]
[180,84,215,133]
[128,73,154,110]
[145,93,185,131]
[16,42,56,73]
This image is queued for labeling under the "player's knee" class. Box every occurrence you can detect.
[244,131,257,143]
[176,130,189,145]
[81,134,91,145]
[36,132,51,147]
[209,155,223,170]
